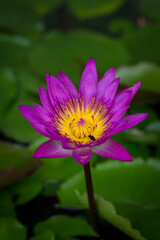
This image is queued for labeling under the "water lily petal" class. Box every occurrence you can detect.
[46,73,70,104]
[19,105,43,123]
[117,81,141,105]
[96,68,115,97]
[92,138,133,161]
[58,71,78,98]
[61,141,77,149]
[109,90,132,112]
[34,103,51,122]
[115,113,148,133]
[73,147,92,165]
[39,86,53,113]
[30,123,55,139]
[79,58,97,108]
[109,106,129,124]
[98,78,120,107]
[33,139,72,158]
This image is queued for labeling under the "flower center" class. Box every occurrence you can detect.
[70,117,95,139]
[51,97,111,145]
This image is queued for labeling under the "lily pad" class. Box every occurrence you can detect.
[77,192,146,240]
[9,177,43,205]
[0,217,26,240]
[58,159,160,240]
[0,142,32,170]
[117,62,160,93]
[0,0,43,35]
[34,215,97,237]
[0,192,15,217]
[29,231,55,240]
[29,30,131,88]
[68,0,124,19]
[123,25,160,62]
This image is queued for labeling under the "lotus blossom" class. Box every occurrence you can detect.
[19,59,148,165]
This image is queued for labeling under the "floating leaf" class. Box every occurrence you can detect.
[0,0,43,35]
[0,34,31,66]
[42,180,60,197]
[0,217,26,240]
[68,0,124,19]
[58,159,160,208]
[9,177,43,205]
[29,231,55,240]
[2,101,40,142]
[77,192,146,240]
[123,25,160,62]
[117,62,160,93]
[29,30,131,88]
[34,215,97,237]
[0,68,17,118]
[0,192,15,217]
[58,159,160,239]
[0,142,32,170]
[140,0,160,20]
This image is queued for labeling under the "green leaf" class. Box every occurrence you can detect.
[146,121,160,134]
[123,25,160,62]
[0,142,32,170]
[77,192,146,240]
[0,217,26,240]
[140,0,160,20]
[0,68,17,118]
[9,177,43,205]
[117,62,160,93]
[58,159,160,208]
[0,0,43,35]
[125,129,159,145]
[133,209,160,240]
[23,0,61,15]
[58,159,160,240]
[17,69,42,94]
[2,101,40,142]
[31,156,82,181]
[68,0,124,19]
[0,192,15,217]
[29,30,131,88]
[29,231,55,240]
[0,35,31,66]
[34,215,97,237]
[42,180,60,197]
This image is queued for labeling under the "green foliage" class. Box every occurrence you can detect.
[29,30,131,88]
[122,25,160,62]
[30,231,55,240]
[58,159,160,207]
[117,62,160,93]
[0,142,32,170]
[42,180,60,197]
[0,0,43,35]
[77,192,146,240]
[0,217,26,240]
[0,0,159,239]
[58,159,160,240]
[9,177,43,205]
[0,68,17,118]
[68,0,124,19]
[0,192,15,217]
[34,215,97,237]
[31,157,82,181]
[140,0,160,20]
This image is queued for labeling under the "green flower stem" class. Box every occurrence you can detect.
[83,162,99,233]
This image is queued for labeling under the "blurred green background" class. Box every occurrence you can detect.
[0,0,160,240]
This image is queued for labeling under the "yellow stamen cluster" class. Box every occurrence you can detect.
[52,98,111,145]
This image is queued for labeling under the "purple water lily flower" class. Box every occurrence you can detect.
[19,59,148,165]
